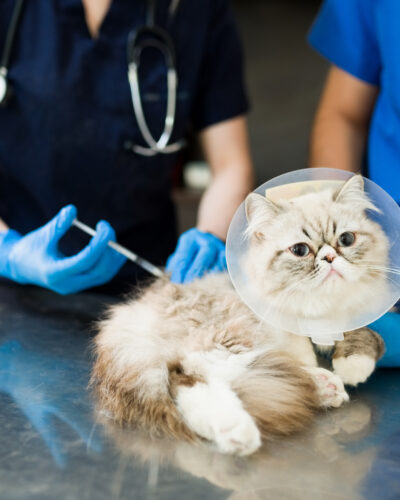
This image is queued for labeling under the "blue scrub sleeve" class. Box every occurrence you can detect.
[308,0,381,86]
[192,0,249,130]
[370,313,400,368]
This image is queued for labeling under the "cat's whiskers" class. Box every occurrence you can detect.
[358,267,400,290]
[358,263,400,276]
[354,264,400,293]
[267,275,316,315]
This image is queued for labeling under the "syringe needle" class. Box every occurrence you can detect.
[72,219,164,278]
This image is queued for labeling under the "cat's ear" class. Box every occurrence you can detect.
[334,175,380,212]
[245,193,281,241]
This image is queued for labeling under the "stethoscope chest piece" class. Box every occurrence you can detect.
[0,0,25,107]
[0,74,8,106]
[0,68,12,107]
[0,69,12,107]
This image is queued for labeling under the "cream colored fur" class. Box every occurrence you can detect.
[92,176,386,456]
[93,273,343,455]
[333,354,376,386]
[245,176,389,322]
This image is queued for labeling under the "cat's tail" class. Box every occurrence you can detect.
[232,352,320,439]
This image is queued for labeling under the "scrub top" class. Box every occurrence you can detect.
[308,0,400,202]
[0,0,248,290]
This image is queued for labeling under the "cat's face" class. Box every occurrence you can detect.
[244,176,389,319]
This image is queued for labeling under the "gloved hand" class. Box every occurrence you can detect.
[0,205,126,294]
[166,228,226,284]
[370,312,400,367]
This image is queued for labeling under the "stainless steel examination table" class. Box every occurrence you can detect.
[0,282,399,500]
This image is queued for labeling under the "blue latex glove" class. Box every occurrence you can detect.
[0,340,102,467]
[0,205,126,294]
[166,228,226,284]
[370,312,400,368]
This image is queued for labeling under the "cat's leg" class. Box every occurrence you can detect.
[332,327,385,386]
[283,333,318,367]
[267,333,349,407]
[304,367,349,408]
[278,333,348,407]
[175,379,261,457]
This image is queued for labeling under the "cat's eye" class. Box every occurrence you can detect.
[338,232,355,247]
[289,243,310,257]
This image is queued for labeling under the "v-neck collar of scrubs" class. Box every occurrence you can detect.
[58,0,147,45]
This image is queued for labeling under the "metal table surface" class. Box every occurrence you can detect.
[0,282,399,500]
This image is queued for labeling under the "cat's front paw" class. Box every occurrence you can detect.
[333,354,375,386]
[212,411,261,457]
[306,367,349,408]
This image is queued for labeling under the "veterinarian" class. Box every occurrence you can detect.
[0,0,253,294]
[308,0,400,366]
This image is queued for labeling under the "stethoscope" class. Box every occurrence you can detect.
[0,0,185,157]
[126,0,185,156]
[0,0,24,106]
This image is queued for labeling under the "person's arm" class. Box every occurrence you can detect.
[197,115,254,241]
[166,116,254,284]
[0,219,8,232]
[166,0,252,284]
[309,65,379,172]
[309,66,400,367]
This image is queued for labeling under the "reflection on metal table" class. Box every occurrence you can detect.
[0,282,399,500]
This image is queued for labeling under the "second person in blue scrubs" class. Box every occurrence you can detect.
[0,0,254,294]
[308,0,400,366]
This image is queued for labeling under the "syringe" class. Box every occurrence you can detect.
[72,219,164,278]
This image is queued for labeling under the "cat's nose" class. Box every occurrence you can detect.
[323,253,336,263]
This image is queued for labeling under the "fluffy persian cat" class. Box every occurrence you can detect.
[92,175,385,456]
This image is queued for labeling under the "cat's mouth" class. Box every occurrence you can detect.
[323,268,344,281]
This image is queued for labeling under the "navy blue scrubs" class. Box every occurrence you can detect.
[0,0,248,290]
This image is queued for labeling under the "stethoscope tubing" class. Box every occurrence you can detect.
[1,0,24,71]
[127,22,185,156]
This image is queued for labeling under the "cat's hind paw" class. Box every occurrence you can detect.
[333,354,375,386]
[212,411,261,457]
[305,367,349,408]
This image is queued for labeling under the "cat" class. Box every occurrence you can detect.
[91,175,385,456]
